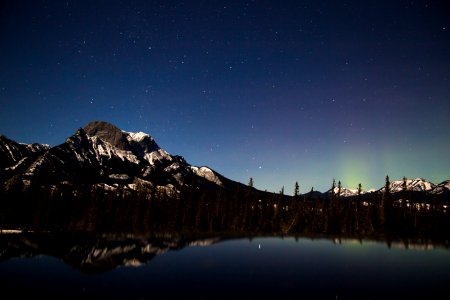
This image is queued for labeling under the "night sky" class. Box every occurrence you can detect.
[1,1,449,193]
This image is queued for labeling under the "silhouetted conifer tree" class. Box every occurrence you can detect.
[385,175,391,194]
[402,176,407,192]
[338,180,342,197]
[383,175,391,205]
[294,182,299,197]
[331,179,336,197]
[383,175,392,224]
[401,176,408,209]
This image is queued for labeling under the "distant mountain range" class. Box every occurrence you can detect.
[331,178,450,197]
[1,121,449,196]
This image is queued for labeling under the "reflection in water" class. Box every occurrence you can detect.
[0,232,449,299]
[0,232,448,273]
[0,233,447,272]
[0,232,223,273]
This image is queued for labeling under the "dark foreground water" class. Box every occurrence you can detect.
[0,234,449,299]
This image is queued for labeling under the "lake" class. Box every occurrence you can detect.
[0,234,449,299]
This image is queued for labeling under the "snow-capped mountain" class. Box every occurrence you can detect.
[382,178,436,193]
[431,179,450,194]
[331,187,363,197]
[0,134,49,170]
[327,177,449,197]
[0,121,235,192]
[0,135,50,184]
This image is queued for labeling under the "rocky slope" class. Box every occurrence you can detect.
[0,121,236,193]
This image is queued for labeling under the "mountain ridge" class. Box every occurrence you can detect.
[0,121,449,196]
[1,121,242,194]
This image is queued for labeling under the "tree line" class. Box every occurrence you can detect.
[0,175,448,244]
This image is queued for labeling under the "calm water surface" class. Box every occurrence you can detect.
[0,236,449,299]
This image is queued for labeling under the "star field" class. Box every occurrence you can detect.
[0,0,449,192]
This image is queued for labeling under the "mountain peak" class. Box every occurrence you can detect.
[83,121,159,154]
[84,121,127,149]
[125,131,151,142]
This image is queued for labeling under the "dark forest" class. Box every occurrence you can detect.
[1,180,449,246]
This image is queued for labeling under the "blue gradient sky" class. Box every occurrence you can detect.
[1,1,449,193]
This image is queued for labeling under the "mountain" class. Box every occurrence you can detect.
[0,134,49,169]
[326,177,449,197]
[381,178,436,193]
[431,179,450,195]
[330,187,361,197]
[0,134,49,184]
[0,121,236,193]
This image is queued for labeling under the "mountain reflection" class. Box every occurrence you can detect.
[0,232,222,273]
[1,232,447,273]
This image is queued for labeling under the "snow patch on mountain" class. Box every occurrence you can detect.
[190,166,223,186]
[108,174,130,181]
[124,131,151,142]
[5,157,27,171]
[4,143,17,161]
[143,149,172,165]
[24,143,51,152]
[25,156,51,176]
[90,136,140,164]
